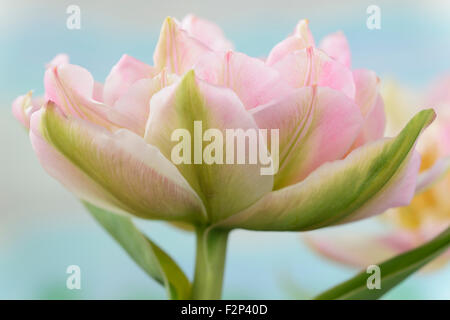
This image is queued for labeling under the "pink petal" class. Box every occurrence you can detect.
[181,14,234,51]
[350,69,386,149]
[194,51,292,109]
[93,82,104,102]
[304,229,418,267]
[272,47,355,99]
[251,86,363,188]
[319,32,351,68]
[153,17,212,75]
[46,54,70,69]
[103,54,156,106]
[111,72,177,136]
[12,92,45,130]
[266,19,315,66]
[45,64,94,106]
[351,94,386,149]
[44,64,139,132]
[353,69,380,117]
[12,93,32,128]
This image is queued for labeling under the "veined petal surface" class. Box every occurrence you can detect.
[30,104,206,223]
[220,110,435,231]
[145,71,274,222]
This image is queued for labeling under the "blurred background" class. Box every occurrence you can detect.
[1,0,450,299]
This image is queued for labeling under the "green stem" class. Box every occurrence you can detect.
[191,226,229,299]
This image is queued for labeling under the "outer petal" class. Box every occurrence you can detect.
[45,64,95,105]
[305,223,450,271]
[273,47,355,99]
[250,86,363,189]
[30,104,206,222]
[319,32,351,68]
[111,72,178,136]
[416,156,450,193]
[194,51,292,109]
[347,70,386,149]
[45,63,142,133]
[93,82,104,102]
[12,92,39,129]
[145,71,274,222]
[103,54,156,106]
[353,69,380,117]
[45,53,70,69]
[154,17,211,75]
[219,110,435,231]
[266,19,315,66]
[181,14,233,51]
[351,94,386,149]
[304,230,418,267]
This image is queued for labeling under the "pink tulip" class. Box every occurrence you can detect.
[13,16,435,232]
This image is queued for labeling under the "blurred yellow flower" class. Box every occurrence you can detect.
[384,78,450,233]
[305,76,450,270]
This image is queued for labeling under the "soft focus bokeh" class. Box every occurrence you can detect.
[1,0,450,299]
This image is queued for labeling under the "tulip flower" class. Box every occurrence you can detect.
[305,78,450,270]
[13,16,436,299]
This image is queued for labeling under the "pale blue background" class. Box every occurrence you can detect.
[0,0,449,299]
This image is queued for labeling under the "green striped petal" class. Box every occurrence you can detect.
[145,71,274,223]
[219,109,435,231]
[30,103,206,223]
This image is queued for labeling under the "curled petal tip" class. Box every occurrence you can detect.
[422,108,437,125]
[12,92,32,128]
[154,16,210,74]
[266,20,315,66]
[12,91,43,130]
[319,32,351,67]
[296,19,309,30]
[46,54,69,69]
[295,19,314,42]
[181,14,234,51]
